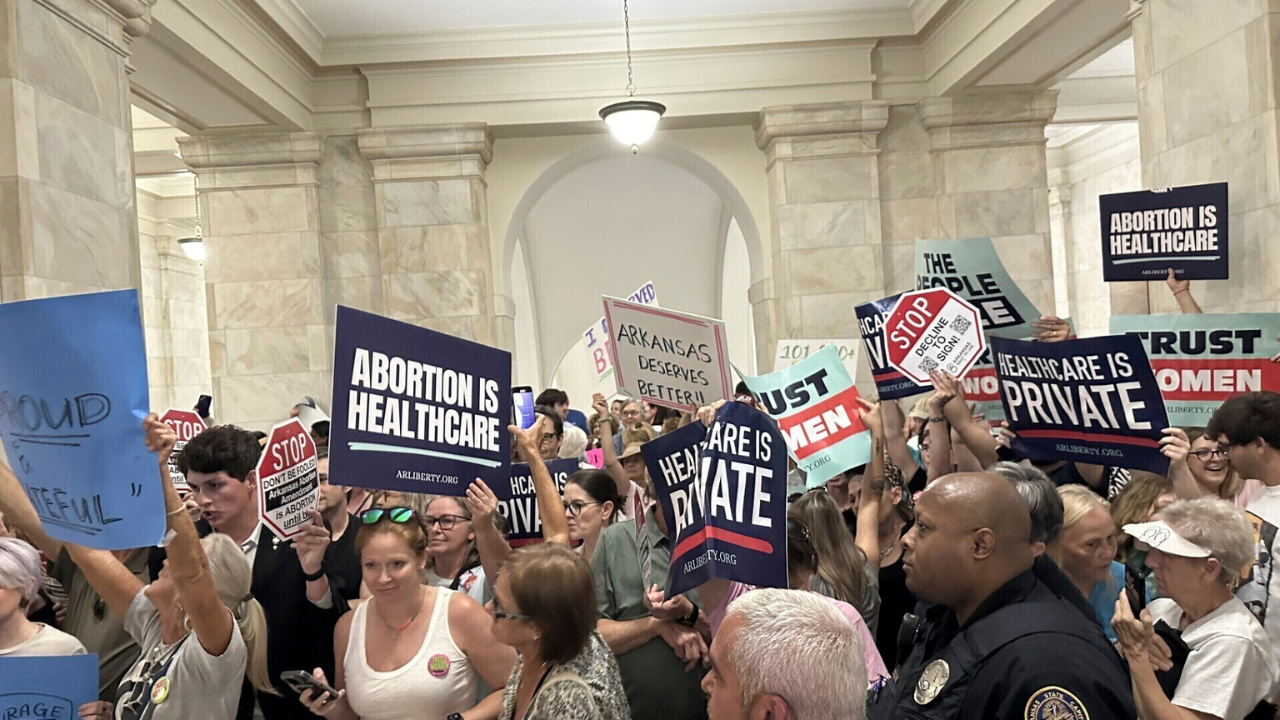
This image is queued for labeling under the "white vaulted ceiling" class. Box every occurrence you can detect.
[520,154,727,384]
[292,0,908,35]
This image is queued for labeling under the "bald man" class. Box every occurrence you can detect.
[867,473,1135,720]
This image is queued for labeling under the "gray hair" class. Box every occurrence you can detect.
[0,537,43,607]
[724,589,866,720]
[988,461,1064,545]
[1159,498,1256,585]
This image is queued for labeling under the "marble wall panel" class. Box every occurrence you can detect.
[940,146,1045,194]
[380,179,477,227]
[321,231,381,278]
[223,326,311,376]
[383,270,484,321]
[14,0,127,129]
[778,201,867,250]
[787,246,883,294]
[319,185,377,233]
[217,370,331,432]
[1161,36,1252,149]
[35,92,120,205]
[29,181,131,287]
[205,187,315,236]
[212,278,323,330]
[782,156,877,203]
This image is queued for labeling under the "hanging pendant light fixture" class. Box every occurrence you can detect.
[599,0,665,153]
[177,183,205,262]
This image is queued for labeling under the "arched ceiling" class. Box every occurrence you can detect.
[293,0,906,35]
[519,154,726,381]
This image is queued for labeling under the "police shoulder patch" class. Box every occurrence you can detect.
[1024,686,1089,720]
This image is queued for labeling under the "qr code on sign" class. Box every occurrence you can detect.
[952,317,972,334]
[920,357,938,374]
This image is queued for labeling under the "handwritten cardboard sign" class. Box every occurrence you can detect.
[584,281,659,382]
[1101,183,1228,281]
[740,345,871,485]
[603,298,732,412]
[643,402,787,596]
[0,290,164,550]
[1111,313,1280,426]
[993,335,1170,474]
[330,306,513,498]
[257,418,319,541]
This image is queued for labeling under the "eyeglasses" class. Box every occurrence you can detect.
[563,500,602,518]
[360,507,416,525]
[493,597,532,622]
[422,513,470,531]
[1189,449,1228,461]
[621,409,642,419]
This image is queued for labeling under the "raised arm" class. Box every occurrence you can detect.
[464,478,510,585]
[880,400,921,480]
[1159,428,1203,499]
[514,417,570,547]
[854,398,886,562]
[1166,268,1202,314]
[593,393,632,500]
[143,413,235,656]
[0,461,63,560]
[933,371,999,468]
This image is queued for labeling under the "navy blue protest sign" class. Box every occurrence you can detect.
[330,306,512,498]
[855,294,921,400]
[497,458,579,545]
[0,290,164,550]
[1101,182,1228,281]
[993,335,1170,474]
[643,402,788,596]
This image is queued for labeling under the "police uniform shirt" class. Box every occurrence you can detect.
[878,568,1136,720]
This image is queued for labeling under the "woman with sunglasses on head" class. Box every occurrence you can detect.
[299,503,517,720]
[491,543,629,720]
[0,415,271,720]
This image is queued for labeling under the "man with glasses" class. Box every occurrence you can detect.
[614,399,646,453]
[1208,391,1280,673]
[534,405,564,461]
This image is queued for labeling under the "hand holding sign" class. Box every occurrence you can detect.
[855,396,883,438]
[1031,316,1071,343]
[142,413,178,467]
[292,510,330,577]
[1159,427,1191,465]
[928,370,963,413]
[643,584,695,621]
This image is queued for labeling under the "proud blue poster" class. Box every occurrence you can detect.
[739,346,871,486]
[0,653,97,717]
[993,335,1170,475]
[0,290,164,550]
[330,305,513,498]
[1101,183,1228,281]
[497,458,579,544]
[642,402,787,597]
[855,294,919,400]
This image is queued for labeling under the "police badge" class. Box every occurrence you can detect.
[913,659,950,705]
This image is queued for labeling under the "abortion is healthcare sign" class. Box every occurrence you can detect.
[1111,313,1280,426]
[330,306,513,499]
[603,297,732,411]
[740,345,871,485]
[1101,183,1228,281]
[993,335,1170,475]
[643,402,787,597]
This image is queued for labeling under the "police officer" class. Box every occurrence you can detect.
[868,472,1136,719]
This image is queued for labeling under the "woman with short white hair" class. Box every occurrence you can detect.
[0,536,85,657]
[1113,497,1280,720]
[702,588,866,720]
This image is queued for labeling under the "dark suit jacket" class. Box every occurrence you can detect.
[149,522,349,720]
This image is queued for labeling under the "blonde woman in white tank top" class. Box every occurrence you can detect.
[300,506,517,720]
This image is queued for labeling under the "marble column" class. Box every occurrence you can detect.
[755,102,890,354]
[915,92,1060,317]
[356,125,499,347]
[0,0,153,300]
[177,133,328,431]
[1129,0,1280,313]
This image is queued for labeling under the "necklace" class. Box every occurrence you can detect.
[375,588,425,640]
[880,536,900,559]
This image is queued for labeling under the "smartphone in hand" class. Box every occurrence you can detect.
[280,670,338,698]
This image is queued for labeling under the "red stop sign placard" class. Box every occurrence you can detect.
[256,418,318,541]
[159,409,207,491]
[884,288,986,386]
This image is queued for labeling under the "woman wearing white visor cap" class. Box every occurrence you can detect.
[1112,497,1280,720]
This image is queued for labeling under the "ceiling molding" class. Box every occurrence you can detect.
[242,0,323,65]
[322,8,913,66]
